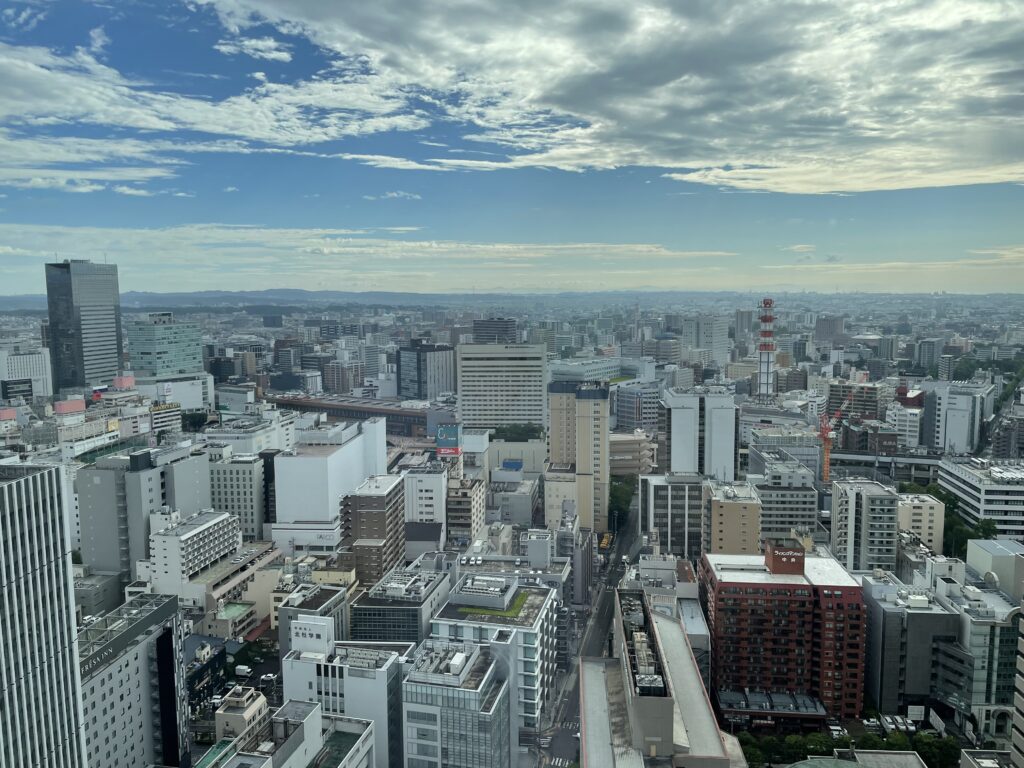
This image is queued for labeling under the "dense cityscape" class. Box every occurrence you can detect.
[2,264,1024,768]
[2,1,1024,768]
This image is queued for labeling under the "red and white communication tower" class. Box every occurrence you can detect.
[756,297,776,403]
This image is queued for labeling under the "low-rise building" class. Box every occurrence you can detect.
[215,685,269,741]
[350,568,452,644]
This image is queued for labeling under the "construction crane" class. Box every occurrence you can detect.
[820,391,854,484]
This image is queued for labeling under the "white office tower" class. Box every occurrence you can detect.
[548,381,610,531]
[271,418,387,556]
[456,344,548,429]
[208,444,266,540]
[938,458,1024,538]
[77,594,188,768]
[661,387,737,481]
[404,461,449,530]
[0,465,88,768]
[918,379,996,453]
[749,451,818,543]
[831,479,899,572]
[78,443,212,586]
[0,340,53,399]
[755,298,776,404]
[402,640,513,768]
[697,314,731,367]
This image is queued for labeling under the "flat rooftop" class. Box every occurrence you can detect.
[436,585,549,628]
[156,510,228,539]
[310,730,362,768]
[357,569,447,606]
[580,659,645,768]
[192,541,276,587]
[704,553,860,588]
[652,613,725,757]
[355,474,403,496]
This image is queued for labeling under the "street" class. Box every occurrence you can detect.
[537,489,640,766]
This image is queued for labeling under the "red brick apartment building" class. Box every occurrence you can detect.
[698,542,865,721]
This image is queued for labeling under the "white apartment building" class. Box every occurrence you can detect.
[831,479,899,572]
[939,458,1024,538]
[148,510,243,606]
[898,493,945,552]
[919,380,997,454]
[209,446,266,540]
[1,465,88,768]
[662,386,737,481]
[456,344,548,429]
[77,594,188,768]
[748,451,818,542]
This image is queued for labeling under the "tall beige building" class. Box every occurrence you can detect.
[456,343,548,429]
[897,493,945,552]
[703,480,762,554]
[547,381,610,531]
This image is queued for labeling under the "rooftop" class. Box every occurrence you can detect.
[192,542,277,587]
[354,473,403,496]
[653,613,725,757]
[357,568,447,605]
[704,552,860,588]
[437,584,550,628]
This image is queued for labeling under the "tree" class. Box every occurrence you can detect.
[782,735,807,763]
[608,475,636,532]
[974,518,998,539]
[885,731,911,751]
[742,746,765,768]
[804,733,833,755]
[856,733,886,750]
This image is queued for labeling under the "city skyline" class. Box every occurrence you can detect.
[1,0,1023,294]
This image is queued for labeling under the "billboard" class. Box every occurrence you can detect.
[435,423,463,456]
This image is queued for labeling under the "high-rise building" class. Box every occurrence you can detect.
[456,344,548,429]
[46,259,123,390]
[430,576,558,736]
[1013,596,1024,768]
[78,444,212,586]
[77,594,188,768]
[404,462,449,536]
[208,445,266,540]
[282,636,414,768]
[472,317,518,344]
[402,640,513,768]
[830,479,899,572]
[660,387,737,481]
[548,381,610,531]
[0,341,53,399]
[339,474,407,587]
[126,312,202,377]
[446,476,486,546]
[897,493,945,552]
[699,543,865,718]
[885,402,923,448]
[396,339,455,400]
[615,384,661,434]
[814,314,846,342]
[915,338,943,370]
[639,473,704,561]
[696,314,730,367]
[1,465,88,768]
[938,458,1024,538]
[749,451,818,542]
[702,480,761,555]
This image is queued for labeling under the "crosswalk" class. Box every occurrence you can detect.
[550,758,573,767]
[556,720,579,730]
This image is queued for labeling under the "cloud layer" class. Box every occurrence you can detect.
[0,1,1022,195]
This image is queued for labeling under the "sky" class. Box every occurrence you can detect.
[1,0,1022,295]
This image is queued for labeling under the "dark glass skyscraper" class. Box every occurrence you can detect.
[45,260,123,390]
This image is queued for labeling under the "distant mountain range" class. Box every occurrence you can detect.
[0,287,1012,313]
[0,287,759,311]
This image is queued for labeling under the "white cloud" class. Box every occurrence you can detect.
[89,27,110,54]
[0,2,1022,194]
[0,222,742,293]
[2,5,47,32]
[363,190,421,201]
[111,185,153,196]
[214,36,292,62]
[223,185,239,192]
[781,244,816,253]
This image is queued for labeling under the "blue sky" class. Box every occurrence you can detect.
[1,0,1022,294]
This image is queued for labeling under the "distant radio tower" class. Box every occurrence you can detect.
[757,297,776,403]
